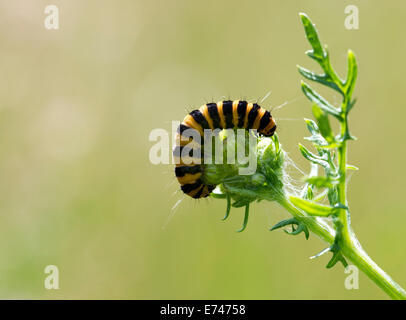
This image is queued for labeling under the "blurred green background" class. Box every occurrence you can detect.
[0,0,404,299]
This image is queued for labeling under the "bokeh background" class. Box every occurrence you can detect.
[0,0,404,299]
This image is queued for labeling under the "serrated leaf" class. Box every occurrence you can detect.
[299,13,324,60]
[290,196,337,217]
[301,81,341,118]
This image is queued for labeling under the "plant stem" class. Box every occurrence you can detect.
[291,12,405,300]
[278,198,406,300]
[341,234,406,300]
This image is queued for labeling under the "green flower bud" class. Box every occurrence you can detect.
[202,129,286,207]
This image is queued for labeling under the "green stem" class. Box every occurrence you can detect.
[293,11,404,300]
[341,234,406,300]
[278,198,406,300]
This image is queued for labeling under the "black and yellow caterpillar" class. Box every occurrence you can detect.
[174,100,277,198]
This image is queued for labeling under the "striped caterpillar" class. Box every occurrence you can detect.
[174,100,277,198]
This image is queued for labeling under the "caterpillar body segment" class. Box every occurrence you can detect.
[174,100,276,198]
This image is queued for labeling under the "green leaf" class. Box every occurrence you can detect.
[222,194,231,220]
[286,223,309,239]
[298,65,342,93]
[305,176,338,189]
[347,98,357,114]
[270,218,296,232]
[304,118,320,135]
[272,133,280,154]
[299,13,324,61]
[326,251,348,269]
[311,104,335,143]
[270,218,309,240]
[301,81,341,118]
[310,245,348,268]
[304,186,314,200]
[344,50,358,98]
[304,119,333,147]
[236,204,250,233]
[346,164,359,171]
[232,199,250,208]
[327,187,339,205]
[290,196,337,217]
[304,135,328,147]
[298,144,330,169]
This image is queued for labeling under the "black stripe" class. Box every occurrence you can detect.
[247,103,261,129]
[177,124,191,135]
[173,145,201,158]
[192,186,204,198]
[177,125,203,145]
[207,103,221,129]
[175,165,202,177]
[222,100,234,128]
[262,124,276,137]
[258,111,272,131]
[190,110,210,130]
[199,184,216,198]
[237,101,247,128]
[207,185,216,193]
[181,179,203,193]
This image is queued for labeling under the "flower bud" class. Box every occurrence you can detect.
[203,129,286,205]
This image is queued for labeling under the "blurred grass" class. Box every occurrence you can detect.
[0,0,405,299]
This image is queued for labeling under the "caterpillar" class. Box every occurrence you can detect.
[174,100,277,199]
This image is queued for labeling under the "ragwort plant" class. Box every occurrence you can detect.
[204,13,406,299]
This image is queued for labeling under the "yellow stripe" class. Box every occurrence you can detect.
[216,101,226,129]
[244,103,254,128]
[253,108,266,130]
[200,185,211,197]
[199,104,214,130]
[262,118,276,134]
[232,100,239,127]
[177,173,202,185]
[182,115,203,136]
[175,163,198,167]
[187,185,203,197]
